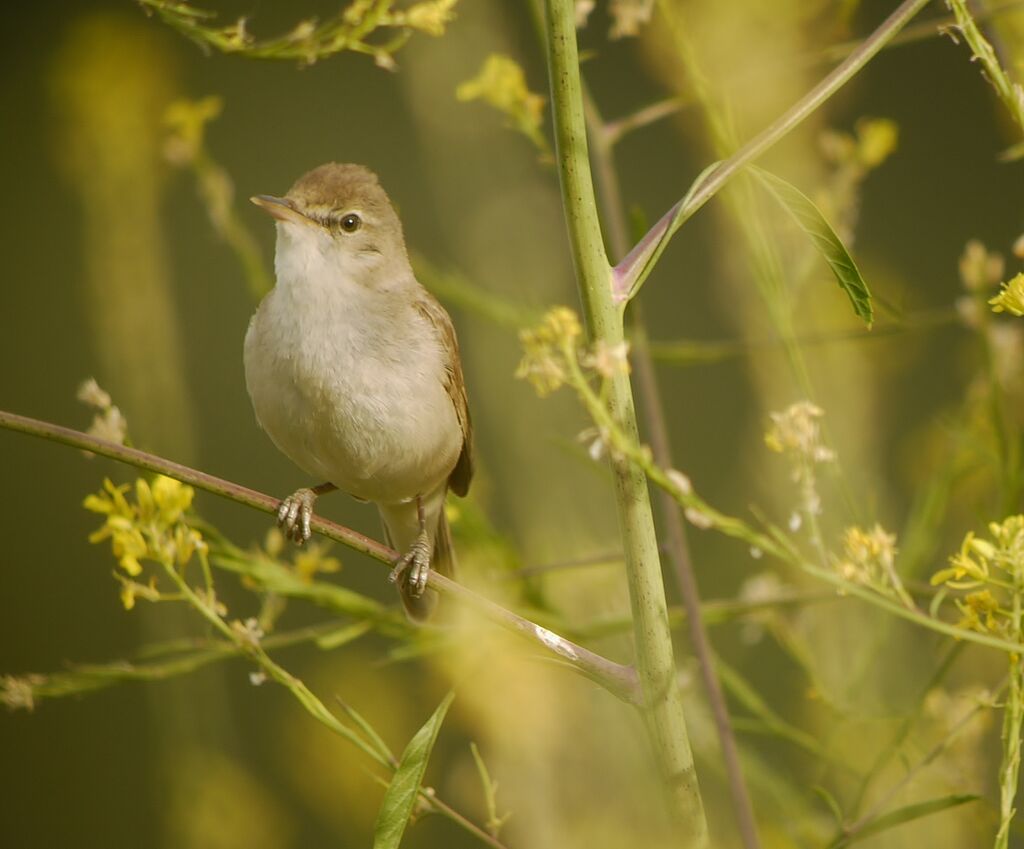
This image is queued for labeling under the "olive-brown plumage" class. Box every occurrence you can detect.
[245,163,471,620]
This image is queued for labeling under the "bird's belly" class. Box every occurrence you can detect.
[245,329,461,505]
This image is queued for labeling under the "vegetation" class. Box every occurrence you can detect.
[3,1,1024,847]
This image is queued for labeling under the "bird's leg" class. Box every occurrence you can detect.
[388,496,432,598]
[277,482,337,544]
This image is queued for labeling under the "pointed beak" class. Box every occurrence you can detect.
[250,194,309,225]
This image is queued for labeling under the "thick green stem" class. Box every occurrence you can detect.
[585,84,760,848]
[544,1,708,842]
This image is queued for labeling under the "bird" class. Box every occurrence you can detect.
[244,162,472,620]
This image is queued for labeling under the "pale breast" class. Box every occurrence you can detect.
[244,283,462,504]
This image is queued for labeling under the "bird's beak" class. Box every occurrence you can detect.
[250,195,309,226]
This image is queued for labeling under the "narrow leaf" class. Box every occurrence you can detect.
[813,785,844,827]
[336,695,396,763]
[315,619,373,650]
[829,794,978,848]
[372,691,455,849]
[751,166,874,327]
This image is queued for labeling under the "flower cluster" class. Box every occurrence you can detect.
[515,307,583,396]
[959,239,1005,293]
[835,523,912,607]
[608,0,654,39]
[765,401,835,521]
[163,96,223,167]
[457,54,549,154]
[84,476,207,610]
[263,527,341,583]
[516,307,631,398]
[138,0,458,69]
[394,0,459,36]
[764,401,834,462]
[989,272,1024,317]
[931,516,1024,636]
[820,117,899,171]
[77,377,127,449]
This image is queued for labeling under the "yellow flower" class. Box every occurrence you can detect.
[989,272,1024,316]
[402,0,458,36]
[457,55,547,152]
[960,239,1005,292]
[765,401,834,463]
[119,581,137,610]
[163,96,223,166]
[152,475,194,525]
[955,590,1002,633]
[609,0,654,39]
[515,307,583,396]
[855,118,899,169]
[293,543,341,582]
[84,476,204,595]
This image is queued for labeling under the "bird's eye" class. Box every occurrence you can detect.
[340,213,361,233]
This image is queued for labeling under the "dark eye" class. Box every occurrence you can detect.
[340,213,361,233]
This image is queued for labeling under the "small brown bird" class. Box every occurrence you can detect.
[244,163,472,620]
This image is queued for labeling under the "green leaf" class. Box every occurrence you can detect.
[812,785,844,826]
[336,695,395,763]
[751,166,874,327]
[314,620,373,650]
[210,551,388,620]
[372,691,455,849]
[828,794,978,848]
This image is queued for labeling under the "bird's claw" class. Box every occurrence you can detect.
[277,487,316,544]
[388,530,432,598]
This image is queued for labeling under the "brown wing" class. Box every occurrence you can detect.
[414,293,473,496]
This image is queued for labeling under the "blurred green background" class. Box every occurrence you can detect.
[1,1,1023,847]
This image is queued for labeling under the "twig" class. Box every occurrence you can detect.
[3,620,360,706]
[612,0,934,303]
[834,681,999,845]
[156,546,509,849]
[601,1,1024,145]
[0,409,640,705]
[136,0,430,68]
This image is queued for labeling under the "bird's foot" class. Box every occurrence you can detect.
[277,487,317,544]
[388,529,432,598]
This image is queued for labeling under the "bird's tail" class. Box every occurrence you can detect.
[379,496,456,622]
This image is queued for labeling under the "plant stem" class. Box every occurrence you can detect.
[0,408,638,705]
[615,0,933,301]
[584,84,760,849]
[997,590,1024,847]
[158,556,509,849]
[544,1,709,842]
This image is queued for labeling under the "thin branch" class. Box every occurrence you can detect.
[601,1,1024,145]
[136,0,432,67]
[157,547,510,849]
[648,308,958,366]
[833,681,999,845]
[0,409,640,705]
[3,620,361,707]
[559,361,1024,659]
[612,0,933,303]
